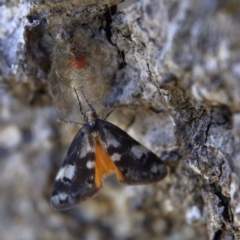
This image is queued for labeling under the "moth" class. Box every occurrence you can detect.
[50,88,167,210]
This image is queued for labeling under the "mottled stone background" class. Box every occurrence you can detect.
[0,0,240,239]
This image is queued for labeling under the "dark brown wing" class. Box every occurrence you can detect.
[97,120,167,184]
[50,125,99,210]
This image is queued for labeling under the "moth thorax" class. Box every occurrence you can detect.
[84,109,97,124]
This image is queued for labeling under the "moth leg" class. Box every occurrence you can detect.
[103,108,116,120]
[57,119,83,125]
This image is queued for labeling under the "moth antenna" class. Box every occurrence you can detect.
[80,90,95,111]
[74,87,84,115]
[103,108,116,120]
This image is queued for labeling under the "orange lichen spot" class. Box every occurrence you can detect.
[94,138,123,188]
[68,52,87,69]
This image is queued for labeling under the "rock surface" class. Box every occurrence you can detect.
[1,0,240,239]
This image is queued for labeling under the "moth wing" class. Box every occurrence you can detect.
[50,126,98,210]
[98,120,167,184]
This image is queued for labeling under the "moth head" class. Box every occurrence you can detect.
[84,109,98,123]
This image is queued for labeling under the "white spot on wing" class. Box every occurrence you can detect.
[86,160,95,169]
[151,164,158,173]
[79,135,94,159]
[51,195,60,205]
[56,168,65,180]
[59,193,68,200]
[111,153,121,162]
[64,165,76,180]
[56,164,76,181]
[51,193,68,204]
[131,145,149,159]
[102,128,121,149]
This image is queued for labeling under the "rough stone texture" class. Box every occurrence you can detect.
[1,0,240,239]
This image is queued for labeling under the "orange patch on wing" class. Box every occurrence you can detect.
[94,138,123,188]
